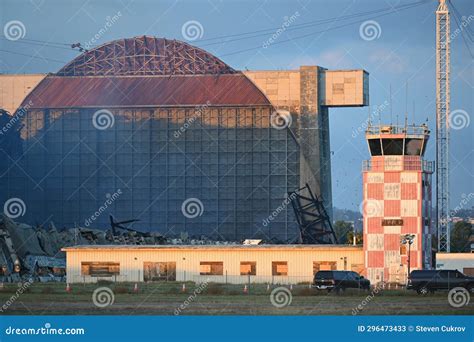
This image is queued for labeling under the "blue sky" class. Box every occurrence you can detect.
[1,0,472,211]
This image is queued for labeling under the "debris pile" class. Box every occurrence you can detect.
[0,215,237,282]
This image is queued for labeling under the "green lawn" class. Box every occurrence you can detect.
[0,282,472,315]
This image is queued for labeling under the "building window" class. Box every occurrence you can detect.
[200,262,224,275]
[332,83,344,94]
[81,262,120,277]
[143,262,176,281]
[272,261,288,276]
[313,261,337,273]
[240,262,256,275]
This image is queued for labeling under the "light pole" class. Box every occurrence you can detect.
[401,234,415,277]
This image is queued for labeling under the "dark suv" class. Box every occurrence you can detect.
[407,270,474,295]
[313,271,370,292]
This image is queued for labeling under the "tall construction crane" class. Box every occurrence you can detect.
[436,0,450,252]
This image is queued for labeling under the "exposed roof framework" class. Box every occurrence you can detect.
[57,36,237,76]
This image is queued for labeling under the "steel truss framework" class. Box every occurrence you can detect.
[436,0,450,252]
[289,183,337,244]
[57,36,237,76]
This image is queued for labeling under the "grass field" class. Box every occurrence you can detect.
[0,282,472,315]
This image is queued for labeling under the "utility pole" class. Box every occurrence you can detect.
[436,0,450,252]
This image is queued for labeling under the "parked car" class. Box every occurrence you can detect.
[407,270,474,295]
[313,270,370,292]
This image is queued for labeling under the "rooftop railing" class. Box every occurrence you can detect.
[365,125,430,136]
[362,159,434,172]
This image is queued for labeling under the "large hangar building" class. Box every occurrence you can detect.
[0,36,368,242]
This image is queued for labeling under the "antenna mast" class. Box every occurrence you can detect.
[405,81,408,128]
[389,84,393,125]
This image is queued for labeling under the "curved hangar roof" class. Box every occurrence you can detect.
[23,36,270,108]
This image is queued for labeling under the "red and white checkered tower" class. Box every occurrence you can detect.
[362,124,434,285]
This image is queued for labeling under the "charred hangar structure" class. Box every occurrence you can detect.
[0,36,368,243]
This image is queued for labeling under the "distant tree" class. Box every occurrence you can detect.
[347,230,363,245]
[333,220,353,244]
[450,221,472,252]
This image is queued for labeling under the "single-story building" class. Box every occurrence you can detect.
[62,245,364,284]
[436,253,474,276]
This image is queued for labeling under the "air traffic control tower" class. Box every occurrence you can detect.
[362,124,434,284]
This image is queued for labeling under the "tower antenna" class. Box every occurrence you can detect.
[389,84,393,125]
[405,81,408,128]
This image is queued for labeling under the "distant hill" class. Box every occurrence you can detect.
[333,208,362,232]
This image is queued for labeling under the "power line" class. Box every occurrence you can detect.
[217,1,431,58]
[13,37,70,46]
[449,0,474,39]
[0,49,68,64]
[199,0,431,47]
[0,0,433,64]
[198,0,431,46]
[0,37,71,47]
[0,37,77,51]
[449,3,474,57]
[0,0,431,53]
